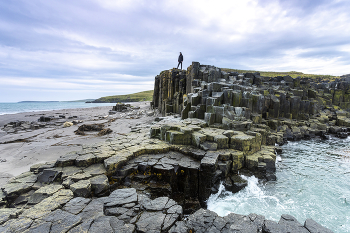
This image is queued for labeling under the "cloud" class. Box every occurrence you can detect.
[0,0,350,102]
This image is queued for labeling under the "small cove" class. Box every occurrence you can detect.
[207,137,350,232]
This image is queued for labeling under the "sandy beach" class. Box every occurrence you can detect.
[0,102,156,187]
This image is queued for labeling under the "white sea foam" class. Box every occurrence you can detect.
[207,138,350,232]
[207,175,281,218]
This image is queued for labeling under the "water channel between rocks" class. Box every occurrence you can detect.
[207,137,350,233]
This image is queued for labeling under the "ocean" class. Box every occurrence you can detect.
[0,102,117,115]
[207,137,350,232]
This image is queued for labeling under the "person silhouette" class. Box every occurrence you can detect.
[177,52,183,69]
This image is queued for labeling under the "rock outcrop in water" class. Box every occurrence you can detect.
[0,62,344,232]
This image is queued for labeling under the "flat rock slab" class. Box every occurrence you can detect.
[77,198,107,221]
[83,163,107,176]
[88,215,116,233]
[0,217,33,232]
[61,166,83,180]
[8,172,38,184]
[63,197,91,215]
[21,189,74,219]
[136,211,166,233]
[23,220,52,233]
[67,219,94,233]
[0,209,13,225]
[28,184,63,205]
[42,209,82,233]
[125,151,200,173]
[104,188,137,208]
[142,196,177,212]
[1,182,33,198]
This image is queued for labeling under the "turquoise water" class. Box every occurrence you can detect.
[207,137,350,233]
[0,102,117,115]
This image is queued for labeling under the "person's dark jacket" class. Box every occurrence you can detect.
[178,54,183,62]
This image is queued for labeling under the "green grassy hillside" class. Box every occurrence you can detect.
[92,90,154,103]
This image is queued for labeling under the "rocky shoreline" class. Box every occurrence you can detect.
[0,116,334,232]
[1,62,348,232]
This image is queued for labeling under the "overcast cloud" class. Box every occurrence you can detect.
[1,0,350,102]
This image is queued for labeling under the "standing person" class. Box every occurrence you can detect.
[177,52,183,69]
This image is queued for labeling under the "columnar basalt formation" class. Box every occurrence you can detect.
[152,69,187,116]
[152,62,350,134]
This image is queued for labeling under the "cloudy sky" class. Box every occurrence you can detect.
[1,0,350,102]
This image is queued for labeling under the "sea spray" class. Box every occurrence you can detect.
[207,175,282,219]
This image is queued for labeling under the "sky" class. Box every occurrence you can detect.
[1,0,350,102]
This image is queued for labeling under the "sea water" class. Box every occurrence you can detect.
[0,102,117,115]
[207,137,350,232]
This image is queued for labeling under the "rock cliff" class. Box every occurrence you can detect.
[153,62,350,125]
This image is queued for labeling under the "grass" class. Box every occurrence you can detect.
[222,68,340,82]
[93,90,154,103]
